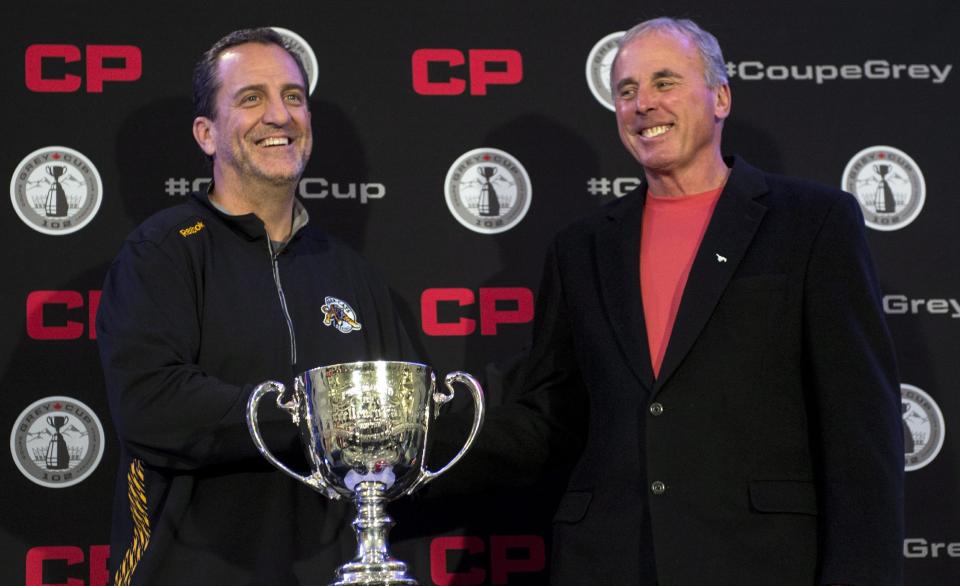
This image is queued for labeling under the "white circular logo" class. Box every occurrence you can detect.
[445,148,532,234]
[842,146,925,231]
[272,27,319,96]
[901,384,945,472]
[585,31,625,111]
[10,146,103,235]
[10,396,105,488]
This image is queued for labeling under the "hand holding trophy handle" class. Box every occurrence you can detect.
[406,370,485,495]
[246,380,336,496]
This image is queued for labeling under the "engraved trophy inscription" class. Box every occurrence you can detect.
[247,361,484,585]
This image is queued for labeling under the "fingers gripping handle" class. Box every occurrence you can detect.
[411,371,485,493]
[246,381,332,493]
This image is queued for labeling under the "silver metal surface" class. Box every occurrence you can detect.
[247,360,484,585]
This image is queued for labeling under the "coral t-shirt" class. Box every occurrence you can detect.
[640,187,723,377]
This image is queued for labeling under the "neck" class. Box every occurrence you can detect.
[210,167,296,241]
[644,152,729,197]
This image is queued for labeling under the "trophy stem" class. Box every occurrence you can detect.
[332,481,417,586]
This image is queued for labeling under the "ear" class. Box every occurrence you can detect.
[714,83,731,121]
[192,116,217,156]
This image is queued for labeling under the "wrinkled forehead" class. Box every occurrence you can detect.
[613,30,703,80]
[215,42,306,92]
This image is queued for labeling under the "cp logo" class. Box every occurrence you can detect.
[412,49,523,95]
[25,44,142,92]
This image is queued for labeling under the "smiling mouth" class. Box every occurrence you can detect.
[640,124,674,138]
[256,137,291,147]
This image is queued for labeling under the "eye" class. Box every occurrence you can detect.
[654,79,676,90]
[284,92,304,104]
[617,87,637,99]
[239,93,261,105]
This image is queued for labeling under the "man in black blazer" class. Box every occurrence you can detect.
[435,16,903,586]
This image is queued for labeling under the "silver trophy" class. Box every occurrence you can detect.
[247,360,484,585]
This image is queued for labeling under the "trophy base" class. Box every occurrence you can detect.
[332,560,418,585]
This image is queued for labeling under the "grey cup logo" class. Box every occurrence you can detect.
[842,146,925,231]
[901,384,945,472]
[586,31,625,111]
[10,396,105,488]
[272,27,319,96]
[10,146,102,235]
[445,148,531,234]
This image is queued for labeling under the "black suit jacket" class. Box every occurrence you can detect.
[438,157,903,586]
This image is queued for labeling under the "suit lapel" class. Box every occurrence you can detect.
[595,188,656,393]
[653,158,770,393]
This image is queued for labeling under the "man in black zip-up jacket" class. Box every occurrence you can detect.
[97,28,412,585]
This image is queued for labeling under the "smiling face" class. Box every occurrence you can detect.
[193,42,312,189]
[612,30,730,182]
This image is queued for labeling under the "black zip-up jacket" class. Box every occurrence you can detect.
[97,192,412,585]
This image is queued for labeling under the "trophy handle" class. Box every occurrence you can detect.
[407,371,485,494]
[246,380,336,495]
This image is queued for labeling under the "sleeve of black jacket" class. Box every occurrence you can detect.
[96,237,298,472]
[427,238,589,495]
[803,194,904,585]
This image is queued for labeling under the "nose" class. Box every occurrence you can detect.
[633,87,656,114]
[261,93,292,126]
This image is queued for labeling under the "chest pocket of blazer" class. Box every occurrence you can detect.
[749,480,818,516]
[553,491,592,524]
[725,273,788,294]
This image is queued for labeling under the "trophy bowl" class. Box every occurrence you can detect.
[247,360,484,585]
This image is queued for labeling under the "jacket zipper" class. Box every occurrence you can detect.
[269,241,298,365]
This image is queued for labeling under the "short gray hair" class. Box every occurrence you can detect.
[613,17,728,88]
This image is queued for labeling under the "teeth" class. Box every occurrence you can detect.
[641,124,672,138]
[259,137,290,147]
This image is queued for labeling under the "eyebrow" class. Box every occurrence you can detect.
[232,82,307,100]
[651,68,683,81]
[616,68,685,92]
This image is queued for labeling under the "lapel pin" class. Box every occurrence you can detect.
[715,253,727,263]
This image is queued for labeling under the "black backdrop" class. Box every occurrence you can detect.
[2,1,957,584]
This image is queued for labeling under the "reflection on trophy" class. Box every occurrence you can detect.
[476,166,501,216]
[45,415,71,469]
[247,361,484,585]
[45,166,70,217]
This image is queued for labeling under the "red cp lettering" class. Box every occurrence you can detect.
[411,49,522,95]
[25,44,142,93]
[468,50,523,95]
[421,288,533,336]
[25,45,82,92]
[26,546,80,586]
[26,290,101,340]
[429,535,546,585]
[421,288,476,336]
[430,535,486,585]
[24,544,109,586]
[479,287,534,335]
[490,535,545,583]
[411,49,466,95]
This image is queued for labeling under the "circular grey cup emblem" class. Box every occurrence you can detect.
[586,31,625,111]
[445,148,531,234]
[10,396,105,488]
[901,384,945,472]
[10,146,102,235]
[272,27,319,95]
[842,146,925,231]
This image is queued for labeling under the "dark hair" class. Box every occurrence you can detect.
[192,27,310,120]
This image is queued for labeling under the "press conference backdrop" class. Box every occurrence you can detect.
[2,1,957,584]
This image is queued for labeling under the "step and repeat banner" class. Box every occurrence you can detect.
[2,1,956,584]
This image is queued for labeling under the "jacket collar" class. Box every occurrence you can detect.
[190,183,310,242]
[594,156,770,394]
